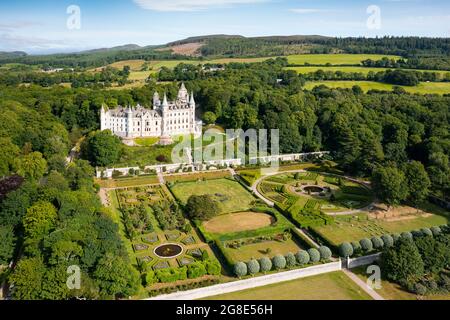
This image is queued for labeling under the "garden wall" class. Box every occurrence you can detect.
[147,260,342,300]
[346,253,381,269]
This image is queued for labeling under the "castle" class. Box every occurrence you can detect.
[100,83,201,140]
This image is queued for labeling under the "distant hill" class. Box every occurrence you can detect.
[81,44,143,53]
[0,51,28,58]
[166,34,244,46]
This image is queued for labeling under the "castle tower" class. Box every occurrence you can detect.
[126,106,133,138]
[177,82,188,101]
[100,105,107,131]
[153,91,160,109]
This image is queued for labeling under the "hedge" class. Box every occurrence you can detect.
[339,242,353,258]
[155,267,187,283]
[187,262,207,279]
[430,226,442,236]
[401,231,413,241]
[421,228,433,237]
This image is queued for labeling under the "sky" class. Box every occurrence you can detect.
[0,0,449,54]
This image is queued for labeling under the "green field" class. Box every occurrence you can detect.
[286,66,450,77]
[312,209,448,246]
[204,271,372,300]
[287,54,401,65]
[304,81,450,95]
[169,178,255,214]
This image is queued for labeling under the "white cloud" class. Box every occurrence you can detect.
[289,8,324,14]
[133,0,267,12]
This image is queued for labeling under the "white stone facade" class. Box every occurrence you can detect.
[100,83,201,138]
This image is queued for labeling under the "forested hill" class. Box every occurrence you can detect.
[1,35,450,69]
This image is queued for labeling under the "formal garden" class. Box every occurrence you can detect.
[109,184,222,291]
[256,171,374,227]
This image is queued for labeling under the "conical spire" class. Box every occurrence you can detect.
[190,91,195,104]
[162,93,168,107]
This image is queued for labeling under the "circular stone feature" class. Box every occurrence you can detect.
[302,186,325,194]
[154,243,183,258]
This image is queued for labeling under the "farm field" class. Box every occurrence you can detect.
[287,54,401,65]
[312,207,448,246]
[169,178,255,214]
[204,271,372,300]
[286,66,450,76]
[303,81,450,94]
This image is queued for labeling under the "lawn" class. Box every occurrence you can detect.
[352,266,450,300]
[95,175,160,188]
[203,211,275,234]
[169,178,255,214]
[303,81,450,95]
[204,271,372,300]
[113,143,181,167]
[312,210,448,246]
[224,237,303,262]
[134,136,159,146]
[287,54,401,65]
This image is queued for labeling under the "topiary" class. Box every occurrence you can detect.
[381,234,394,248]
[360,238,373,252]
[351,241,361,254]
[295,250,310,265]
[371,236,384,249]
[272,254,287,270]
[339,242,353,258]
[205,259,221,276]
[411,230,423,238]
[247,259,260,275]
[259,257,272,273]
[233,262,247,277]
[285,252,297,268]
[392,233,401,243]
[318,246,332,261]
[401,231,413,241]
[430,226,441,236]
[308,248,320,263]
[144,270,158,285]
[420,228,433,237]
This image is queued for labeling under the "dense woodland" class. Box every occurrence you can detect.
[0,41,449,299]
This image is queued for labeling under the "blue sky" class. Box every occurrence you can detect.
[0,0,449,54]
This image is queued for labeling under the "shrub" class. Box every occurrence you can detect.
[156,154,169,162]
[285,253,297,268]
[360,238,373,251]
[144,270,157,285]
[401,231,413,241]
[187,262,207,279]
[259,257,272,272]
[351,241,361,254]
[413,283,427,296]
[156,267,187,282]
[411,230,423,238]
[272,255,287,270]
[381,234,394,248]
[205,259,221,276]
[392,233,401,243]
[430,226,442,236]
[371,236,384,249]
[308,248,320,263]
[339,242,353,258]
[420,228,433,237]
[234,262,247,277]
[247,259,260,275]
[295,250,310,265]
[318,246,332,261]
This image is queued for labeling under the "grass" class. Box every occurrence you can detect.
[287,54,401,65]
[352,266,450,300]
[303,81,450,95]
[113,143,180,167]
[286,66,450,76]
[95,175,160,188]
[312,209,448,246]
[202,211,274,234]
[169,178,255,214]
[204,271,373,300]
[134,137,159,146]
[224,237,303,262]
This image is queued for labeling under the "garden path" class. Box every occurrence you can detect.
[342,269,385,300]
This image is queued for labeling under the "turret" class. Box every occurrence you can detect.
[162,93,168,109]
[100,104,107,131]
[126,106,133,138]
[177,82,188,101]
[189,91,195,108]
[153,91,160,109]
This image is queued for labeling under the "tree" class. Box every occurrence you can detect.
[351,241,362,254]
[372,166,408,207]
[247,259,260,275]
[14,152,47,181]
[414,236,447,274]
[23,201,57,239]
[318,246,332,261]
[259,257,272,272]
[10,257,46,300]
[381,234,394,248]
[308,248,320,263]
[0,138,20,177]
[185,195,219,220]
[380,238,424,284]
[285,252,297,267]
[295,250,310,265]
[82,130,122,167]
[360,238,373,252]
[233,262,247,277]
[272,254,287,269]
[371,236,384,250]
[202,111,217,125]
[403,161,431,205]
[339,242,353,258]
[0,225,15,264]
[94,254,140,299]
